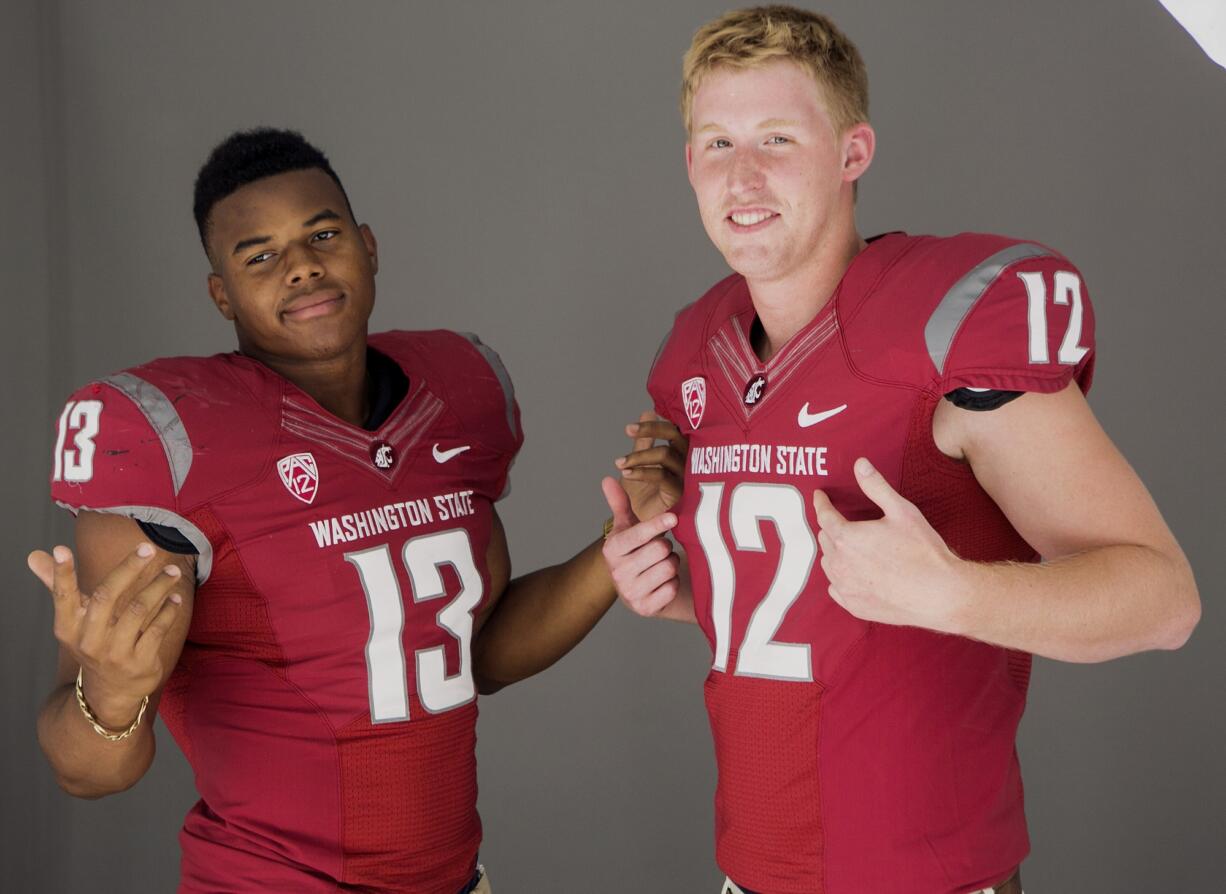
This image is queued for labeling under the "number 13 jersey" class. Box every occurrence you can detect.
[50,330,522,894]
[648,233,1096,894]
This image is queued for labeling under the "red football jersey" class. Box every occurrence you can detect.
[648,233,1095,894]
[50,330,522,893]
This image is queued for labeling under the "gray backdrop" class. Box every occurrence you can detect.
[3,1,1223,891]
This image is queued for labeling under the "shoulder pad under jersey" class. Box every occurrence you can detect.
[845,233,1096,395]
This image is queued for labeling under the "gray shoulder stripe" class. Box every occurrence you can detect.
[54,502,213,585]
[924,243,1053,375]
[101,372,193,496]
[459,332,519,440]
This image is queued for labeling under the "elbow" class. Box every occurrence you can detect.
[53,769,140,800]
[475,676,508,696]
[38,730,153,800]
[472,649,514,695]
[1155,555,1201,652]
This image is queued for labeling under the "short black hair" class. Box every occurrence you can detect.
[192,127,353,254]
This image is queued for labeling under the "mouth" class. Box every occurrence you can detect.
[282,289,345,321]
[726,208,779,232]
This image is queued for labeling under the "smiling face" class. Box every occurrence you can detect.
[205,167,378,365]
[686,60,873,288]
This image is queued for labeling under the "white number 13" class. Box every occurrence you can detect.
[345,529,483,724]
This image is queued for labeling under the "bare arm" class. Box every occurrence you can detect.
[474,413,692,690]
[472,511,619,694]
[31,512,195,797]
[812,384,1199,663]
[936,383,1199,660]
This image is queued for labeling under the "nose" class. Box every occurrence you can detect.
[284,241,325,287]
[727,147,765,195]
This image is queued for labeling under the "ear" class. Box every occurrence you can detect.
[685,140,696,188]
[842,121,875,183]
[207,273,235,321]
[359,223,379,275]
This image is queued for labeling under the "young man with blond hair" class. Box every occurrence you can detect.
[603,6,1199,893]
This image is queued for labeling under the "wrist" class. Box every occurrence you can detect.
[940,554,985,638]
[80,678,146,730]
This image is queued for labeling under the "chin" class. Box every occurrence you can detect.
[724,246,786,281]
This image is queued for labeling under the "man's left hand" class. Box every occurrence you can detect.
[812,457,969,635]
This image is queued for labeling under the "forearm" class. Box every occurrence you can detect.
[37,683,155,798]
[474,539,616,692]
[952,544,1199,663]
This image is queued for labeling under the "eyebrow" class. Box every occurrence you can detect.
[230,208,344,256]
[694,118,803,135]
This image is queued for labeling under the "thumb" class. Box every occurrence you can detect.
[601,476,640,532]
[27,550,55,591]
[852,457,908,516]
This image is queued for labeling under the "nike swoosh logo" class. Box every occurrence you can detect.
[797,403,848,427]
[432,443,471,463]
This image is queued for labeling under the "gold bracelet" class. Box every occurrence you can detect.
[74,668,149,742]
[602,516,615,539]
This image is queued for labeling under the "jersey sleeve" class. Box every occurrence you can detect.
[928,251,1096,395]
[646,325,684,427]
[454,333,523,500]
[50,373,214,580]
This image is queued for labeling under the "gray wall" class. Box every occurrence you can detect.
[3,1,1222,891]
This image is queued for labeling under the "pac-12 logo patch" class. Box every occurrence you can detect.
[277,452,319,504]
[681,376,707,430]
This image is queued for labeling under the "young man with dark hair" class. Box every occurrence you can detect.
[31,127,682,893]
[603,6,1200,893]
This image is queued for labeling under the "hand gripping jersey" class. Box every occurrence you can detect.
[50,331,522,894]
[648,233,1095,894]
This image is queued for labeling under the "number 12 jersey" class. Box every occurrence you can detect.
[648,233,1096,894]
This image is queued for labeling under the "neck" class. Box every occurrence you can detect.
[241,335,370,426]
[746,216,865,363]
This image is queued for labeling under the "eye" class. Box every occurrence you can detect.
[766,135,791,145]
[312,229,340,242]
[708,137,732,150]
[246,251,275,266]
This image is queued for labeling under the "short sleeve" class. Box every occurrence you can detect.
[50,373,214,581]
[455,333,524,500]
[931,252,1096,396]
[647,324,684,428]
[51,377,181,515]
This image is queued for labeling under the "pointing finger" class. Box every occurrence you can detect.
[605,513,678,560]
[852,457,910,516]
[811,489,847,533]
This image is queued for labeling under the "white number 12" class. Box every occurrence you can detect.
[1019,269,1089,366]
[695,483,816,682]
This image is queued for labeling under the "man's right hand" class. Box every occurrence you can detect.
[600,477,695,622]
[29,542,183,729]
